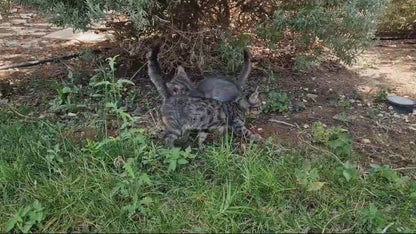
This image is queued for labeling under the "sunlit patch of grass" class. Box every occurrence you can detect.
[1,110,415,232]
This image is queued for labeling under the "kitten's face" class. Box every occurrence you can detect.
[246,87,262,115]
[166,66,193,95]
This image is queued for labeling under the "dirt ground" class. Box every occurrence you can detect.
[1,7,415,169]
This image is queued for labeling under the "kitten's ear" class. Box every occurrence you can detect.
[248,86,260,104]
[176,65,192,83]
[177,66,186,75]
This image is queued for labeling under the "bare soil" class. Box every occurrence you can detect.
[1,6,415,170]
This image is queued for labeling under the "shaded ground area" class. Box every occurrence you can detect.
[1,6,415,171]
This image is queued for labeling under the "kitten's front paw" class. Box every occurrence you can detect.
[250,133,263,141]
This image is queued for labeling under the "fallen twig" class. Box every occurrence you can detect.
[392,166,416,171]
[268,119,297,128]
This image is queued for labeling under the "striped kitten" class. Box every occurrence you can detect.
[147,50,262,149]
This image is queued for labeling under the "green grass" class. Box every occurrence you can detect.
[1,109,415,233]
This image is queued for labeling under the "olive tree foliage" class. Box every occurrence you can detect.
[1,0,12,16]
[378,0,416,37]
[17,0,389,67]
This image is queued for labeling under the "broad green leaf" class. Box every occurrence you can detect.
[56,155,64,163]
[178,158,189,165]
[32,200,43,211]
[140,197,153,206]
[6,218,17,232]
[93,81,111,87]
[62,86,72,94]
[139,173,152,185]
[168,160,177,172]
[117,79,135,86]
[307,181,325,191]
[91,94,104,97]
[343,170,351,182]
[22,223,33,233]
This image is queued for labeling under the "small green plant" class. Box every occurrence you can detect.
[368,108,380,119]
[295,161,325,192]
[112,158,153,218]
[374,87,390,102]
[160,147,196,172]
[263,90,291,113]
[327,129,352,158]
[337,161,358,183]
[360,203,388,232]
[312,122,329,144]
[49,71,86,113]
[334,112,352,125]
[90,55,137,129]
[370,164,410,188]
[7,200,45,232]
[336,100,351,110]
[312,122,352,158]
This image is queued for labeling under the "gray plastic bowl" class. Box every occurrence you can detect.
[387,96,415,114]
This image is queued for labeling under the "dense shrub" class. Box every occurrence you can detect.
[378,0,416,37]
[17,0,388,69]
[0,0,12,16]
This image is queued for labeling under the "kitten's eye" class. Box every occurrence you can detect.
[173,87,179,94]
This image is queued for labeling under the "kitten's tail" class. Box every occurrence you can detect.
[236,48,252,90]
[147,44,170,100]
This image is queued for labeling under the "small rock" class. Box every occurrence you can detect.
[20,13,35,19]
[361,139,371,144]
[303,99,308,103]
[311,77,316,81]
[6,40,20,47]
[357,103,363,107]
[306,93,318,102]
[10,19,27,25]
[377,113,384,117]
[303,124,310,129]
[388,106,394,110]
[303,88,309,91]
[328,88,333,93]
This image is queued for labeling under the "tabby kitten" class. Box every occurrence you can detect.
[162,67,262,149]
[147,50,262,149]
